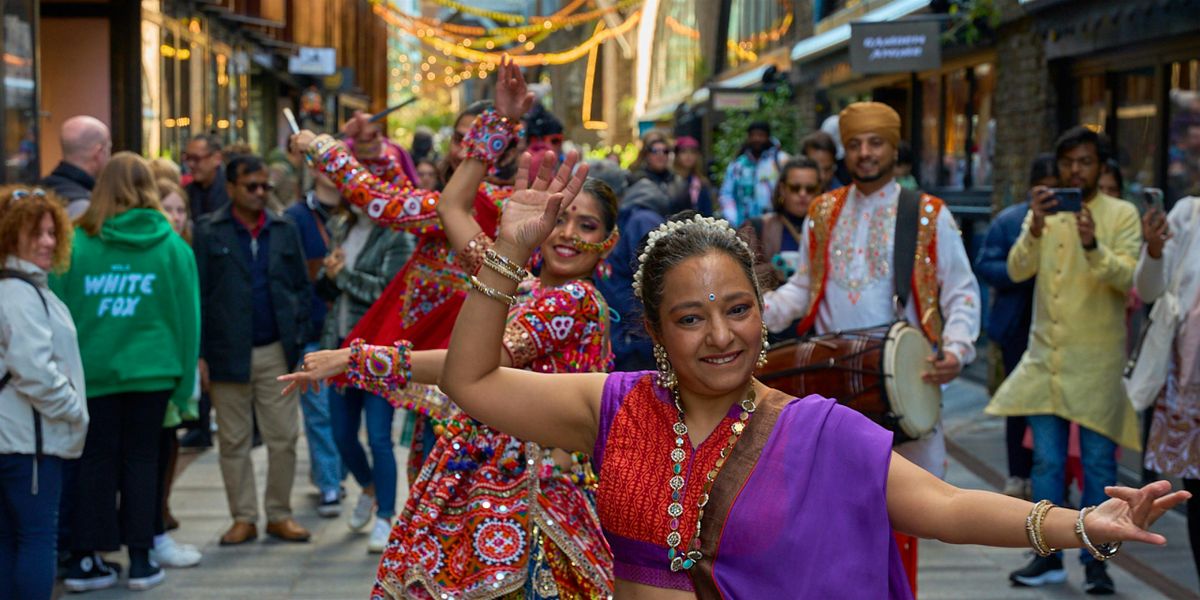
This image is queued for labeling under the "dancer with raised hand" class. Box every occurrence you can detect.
[281,147,619,599]
[429,153,1189,598]
[290,57,527,503]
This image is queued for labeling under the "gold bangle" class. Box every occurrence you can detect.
[483,249,529,280]
[1074,506,1121,561]
[483,253,525,283]
[469,275,517,306]
[1025,500,1059,557]
[308,134,339,159]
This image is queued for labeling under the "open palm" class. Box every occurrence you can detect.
[1083,480,1190,546]
[495,56,533,122]
[499,150,589,252]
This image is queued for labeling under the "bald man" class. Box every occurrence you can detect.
[40,115,111,218]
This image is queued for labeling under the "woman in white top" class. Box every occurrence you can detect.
[1138,194,1200,581]
[0,186,89,600]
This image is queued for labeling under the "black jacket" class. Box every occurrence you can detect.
[186,168,231,219]
[194,208,311,382]
[39,162,94,217]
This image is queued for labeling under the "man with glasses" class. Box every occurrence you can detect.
[986,126,1142,594]
[39,115,111,218]
[193,154,313,546]
[184,133,229,218]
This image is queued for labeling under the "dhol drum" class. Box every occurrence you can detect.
[755,322,941,443]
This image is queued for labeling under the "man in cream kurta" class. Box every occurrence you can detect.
[986,126,1141,593]
[763,103,982,478]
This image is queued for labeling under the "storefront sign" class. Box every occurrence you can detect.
[712,90,759,111]
[289,47,337,76]
[849,20,941,74]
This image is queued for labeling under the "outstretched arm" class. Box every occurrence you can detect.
[887,453,1188,550]
[441,150,606,455]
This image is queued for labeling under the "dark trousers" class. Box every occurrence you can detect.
[72,390,170,552]
[1000,345,1033,479]
[0,454,63,600]
[1185,479,1200,584]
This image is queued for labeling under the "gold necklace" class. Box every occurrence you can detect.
[665,386,757,572]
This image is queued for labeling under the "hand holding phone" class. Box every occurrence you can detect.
[1142,187,1165,214]
[1048,188,1083,213]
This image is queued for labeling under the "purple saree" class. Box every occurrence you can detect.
[593,371,913,599]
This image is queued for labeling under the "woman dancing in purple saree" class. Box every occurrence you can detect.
[433,150,1188,598]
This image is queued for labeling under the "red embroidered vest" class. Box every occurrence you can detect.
[798,186,946,342]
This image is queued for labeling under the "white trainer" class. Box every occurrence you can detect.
[151,535,201,568]
[349,494,375,532]
[368,517,392,553]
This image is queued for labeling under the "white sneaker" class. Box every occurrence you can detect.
[348,494,375,532]
[367,517,391,553]
[1003,476,1030,499]
[151,535,201,568]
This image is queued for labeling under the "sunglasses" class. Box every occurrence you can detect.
[648,147,670,155]
[241,182,275,193]
[11,188,47,200]
[784,183,821,195]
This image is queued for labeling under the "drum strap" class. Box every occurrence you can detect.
[892,188,922,316]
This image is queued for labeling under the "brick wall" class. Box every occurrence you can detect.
[990,14,1058,212]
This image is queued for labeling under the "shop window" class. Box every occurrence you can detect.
[725,0,793,70]
[919,75,941,187]
[141,19,162,157]
[1115,68,1158,193]
[918,63,995,191]
[972,63,996,188]
[3,1,39,183]
[1077,74,1107,132]
[1167,59,1200,203]
[649,0,704,109]
[816,0,858,21]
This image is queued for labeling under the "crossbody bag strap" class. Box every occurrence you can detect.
[892,188,922,315]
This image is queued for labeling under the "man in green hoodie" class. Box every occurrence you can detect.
[50,151,199,592]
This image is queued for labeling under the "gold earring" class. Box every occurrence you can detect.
[653,344,677,390]
[756,324,770,369]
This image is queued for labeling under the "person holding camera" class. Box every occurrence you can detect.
[1138,191,1200,582]
[986,126,1143,594]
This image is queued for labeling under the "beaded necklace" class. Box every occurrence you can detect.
[666,385,757,572]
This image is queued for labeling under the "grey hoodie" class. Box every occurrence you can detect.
[0,257,88,463]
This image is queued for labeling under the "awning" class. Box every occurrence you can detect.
[791,0,931,64]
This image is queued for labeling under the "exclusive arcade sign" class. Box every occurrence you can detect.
[849,20,942,75]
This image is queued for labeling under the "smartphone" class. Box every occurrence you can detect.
[1048,188,1083,213]
[1142,187,1165,214]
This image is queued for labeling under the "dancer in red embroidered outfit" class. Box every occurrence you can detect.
[425,149,1188,599]
[291,75,524,482]
[281,151,618,598]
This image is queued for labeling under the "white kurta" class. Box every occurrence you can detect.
[762,180,983,476]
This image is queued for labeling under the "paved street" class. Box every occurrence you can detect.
[58,377,1198,599]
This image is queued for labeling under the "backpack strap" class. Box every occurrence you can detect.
[892,188,922,314]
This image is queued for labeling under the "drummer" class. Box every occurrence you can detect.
[762,101,981,478]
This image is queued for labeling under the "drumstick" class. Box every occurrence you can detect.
[333,96,418,140]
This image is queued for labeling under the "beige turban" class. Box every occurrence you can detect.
[838,102,901,149]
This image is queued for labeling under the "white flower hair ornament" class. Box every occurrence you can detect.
[632,213,760,301]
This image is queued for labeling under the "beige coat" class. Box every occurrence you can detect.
[986,193,1142,449]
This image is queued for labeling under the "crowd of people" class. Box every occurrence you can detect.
[0,55,1196,600]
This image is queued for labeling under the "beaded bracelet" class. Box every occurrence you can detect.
[469,275,518,306]
[463,110,520,166]
[306,134,341,164]
[1075,506,1121,561]
[571,227,620,254]
[1025,500,1059,557]
[483,248,529,280]
[344,338,413,398]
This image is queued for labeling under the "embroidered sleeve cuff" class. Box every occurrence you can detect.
[453,231,493,274]
[463,109,521,167]
[344,339,413,397]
